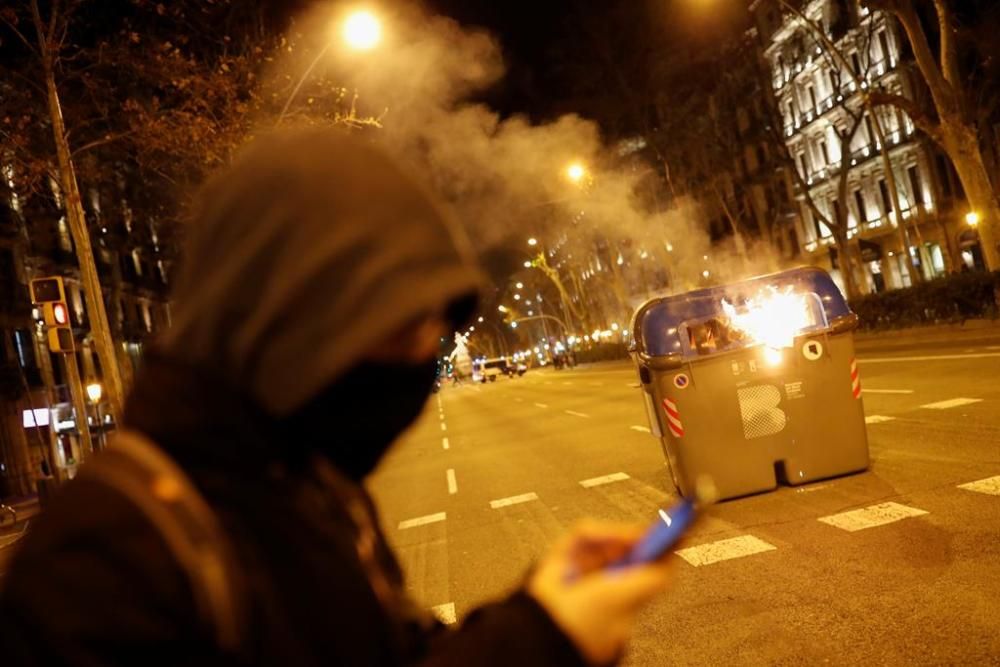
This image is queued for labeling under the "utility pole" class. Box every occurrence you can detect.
[60,353,93,462]
[30,0,125,425]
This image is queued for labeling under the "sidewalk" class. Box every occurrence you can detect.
[854,318,1000,349]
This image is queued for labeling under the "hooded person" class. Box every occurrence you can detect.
[0,130,671,666]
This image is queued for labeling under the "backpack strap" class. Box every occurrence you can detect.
[79,430,245,652]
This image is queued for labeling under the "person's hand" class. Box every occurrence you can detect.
[527,520,673,665]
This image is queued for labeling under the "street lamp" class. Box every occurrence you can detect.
[85,382,105,451]
[342,9,382,51]
[566,162,587,184]
[277,9,383,123]
[528,237,538,247]
[523,260,532,268]
[966,211,980,227]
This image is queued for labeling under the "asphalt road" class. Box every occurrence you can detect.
[369,331,1000,666]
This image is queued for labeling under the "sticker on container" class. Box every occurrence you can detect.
[785,381,805,400]
[673,373,690,389]
[802,340,824,361]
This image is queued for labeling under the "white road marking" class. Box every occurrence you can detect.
[627,382,640,388]
[920,397,982,410]
[439,412,445,421]
[818,502,928,532]
[398,512,447,530]
[957,475,1000,496]
[579,472,630,488]
[489,492,539,509]
[865,415,896,424]
[630,425,652,433]
[534,402,549,409]
[431,603,457,625]
[860,352,1000,364]
[795,484,830,494]
[447,469,457,495]
[863,389,914,395]
[442,437,450,450]
[676,535,777,567]
[440,422,448,431]
[564,410,590,418]
[514,397,524,403]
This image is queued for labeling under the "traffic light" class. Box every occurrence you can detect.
[30,276,75,353]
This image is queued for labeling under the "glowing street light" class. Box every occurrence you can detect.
[515,282,524,289]
[477,316,484,322]
[342,9,382,51]
[498,305,508,313]
[966,211,980,227]
[523,260,532,268]
[86,382,103,404]
[566,162,587,184]
[513,294,521,301]
[527,238,538,247]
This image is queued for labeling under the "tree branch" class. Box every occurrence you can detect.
[70,130,136,158]
[933,0,961,88]
[0,12,40,58]
[867,89,943,143]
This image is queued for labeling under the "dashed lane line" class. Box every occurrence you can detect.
[920,397,983,410]
[440,422,448,431]
[817,502,928,532]
[447,469,457,495]
[865,415,896,424]
[489,492,539,509]
[534,402,549,409]
[958,475,1000,496]
[579,472,630,488]
[431,603,456,625]
[564,410,590,418]
[676,535,777,567]
[398,512,447,530]
[630,425,652,433]
[442,437,450,450]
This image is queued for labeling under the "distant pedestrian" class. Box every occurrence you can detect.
[0,130,671,666]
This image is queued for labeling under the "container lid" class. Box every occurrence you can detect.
[635,267,851,358]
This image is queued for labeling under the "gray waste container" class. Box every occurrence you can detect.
[630,267,869,501]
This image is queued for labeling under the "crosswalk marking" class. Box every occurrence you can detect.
[564,410,590,418]
[440,422,447,431]
[489,492,539,509]
[534,402,549,409]
[447,469,457,495]
[398,512,447,530]
[958,476,1000,496]
[676,535,777,567]
[921,397,982,410]
[818,502,928,532]
[865,415,896,424]
[431,603,457,625]
[630,425,651,433]
[579,472,630,488]
[442,437,449,450]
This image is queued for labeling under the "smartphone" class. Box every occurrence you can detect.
[609,498,697,568]
[609,475,716,568]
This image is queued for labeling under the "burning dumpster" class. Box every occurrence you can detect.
[630,267,868,501]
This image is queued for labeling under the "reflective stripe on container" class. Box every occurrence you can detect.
[663,397,684,438]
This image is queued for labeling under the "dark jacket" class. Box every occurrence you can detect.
[0,131,587,666]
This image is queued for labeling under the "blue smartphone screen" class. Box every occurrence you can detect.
[612,499,696,568]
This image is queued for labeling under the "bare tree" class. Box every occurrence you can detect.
[865,0,1000,270]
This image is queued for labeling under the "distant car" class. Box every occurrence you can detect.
[480,357,525,382]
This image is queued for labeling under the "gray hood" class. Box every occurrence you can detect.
[158,129,483,415]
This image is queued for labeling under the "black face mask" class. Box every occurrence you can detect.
[283,359,439,480]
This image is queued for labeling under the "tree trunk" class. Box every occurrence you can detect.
[33,1,125,429]
[941,122,1000,270]
[833,226,862,300]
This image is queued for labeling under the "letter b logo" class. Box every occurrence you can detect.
[737,385,787,439]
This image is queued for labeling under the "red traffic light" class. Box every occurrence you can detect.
[52,302,68,326]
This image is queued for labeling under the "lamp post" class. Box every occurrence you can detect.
[85,381,104,451]
[277,9,383,124]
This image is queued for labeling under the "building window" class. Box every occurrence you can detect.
[878,178,894,215]
[851,52,861,76]
[808,85,818,112]
[819,140,830,165]
[57,217,72,252]
[13,329,35,369]
[797,153,809,180]
[854,189,868,224]
[832,199,844,226]
[878,30,891,66]
[132,249,143,277]
[935,154,953,199]
[907,165,924,211]
[864,115,876,145]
